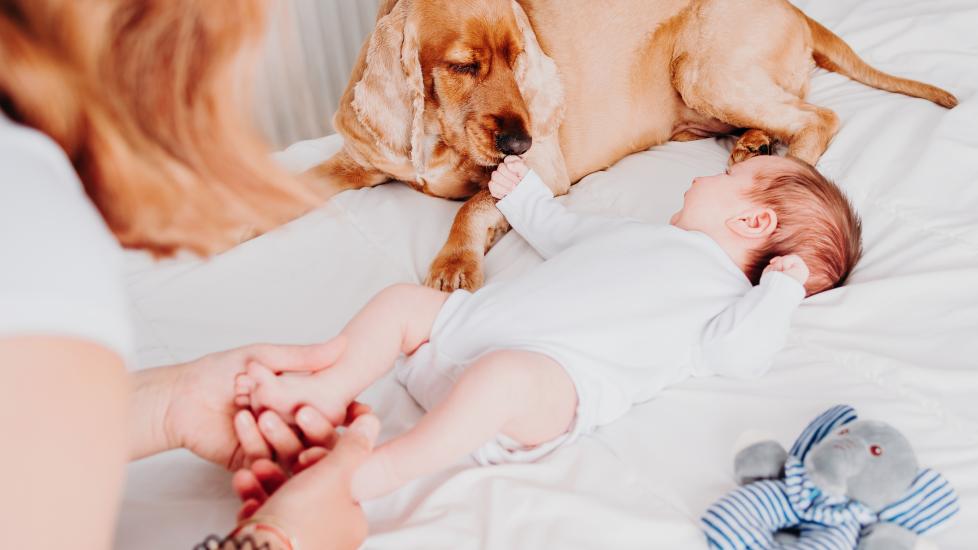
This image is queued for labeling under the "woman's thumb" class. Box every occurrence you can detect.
[325,414,380,471]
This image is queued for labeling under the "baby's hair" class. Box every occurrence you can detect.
[745,158,863,296]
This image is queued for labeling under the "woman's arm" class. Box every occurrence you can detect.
[1,336,128,550]
[128,361,181,461]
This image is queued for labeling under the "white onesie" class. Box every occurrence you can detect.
[395,170,805,464]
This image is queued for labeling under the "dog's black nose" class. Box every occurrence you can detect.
[495,133,532,156]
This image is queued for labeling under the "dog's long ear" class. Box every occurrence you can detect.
[352,0,425,174]
[510,1,564,138]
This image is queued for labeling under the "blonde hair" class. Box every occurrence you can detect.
[746,158,863,296]
[0,0,317,255]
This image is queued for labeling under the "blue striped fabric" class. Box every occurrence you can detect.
[788,405,857,461]
[703,456,870,550]
[703,406,960,550]
[876,468,960,534]
[703,479,796,549]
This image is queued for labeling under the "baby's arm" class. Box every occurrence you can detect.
[491,156,629,259]
[694,256,809,379]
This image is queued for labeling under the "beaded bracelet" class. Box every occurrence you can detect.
[193,533,271,550]
[228,517,299,550]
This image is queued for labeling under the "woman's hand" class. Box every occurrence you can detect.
[129,337,346,469]
[234,401,372,472]
[231,413,381,550]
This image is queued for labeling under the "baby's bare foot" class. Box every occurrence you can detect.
[236,363,350,425]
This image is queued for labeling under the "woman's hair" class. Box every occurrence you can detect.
[745,157,863,296]
[0,0,318,255]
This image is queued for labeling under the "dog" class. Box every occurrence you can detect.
[307,0,956,291]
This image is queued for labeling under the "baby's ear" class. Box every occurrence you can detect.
[727,207,778,240]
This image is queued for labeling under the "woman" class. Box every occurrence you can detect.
[0,1,365,548]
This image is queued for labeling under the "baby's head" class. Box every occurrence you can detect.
[671,156,862,295]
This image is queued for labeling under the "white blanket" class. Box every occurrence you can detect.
[115,0,978,547]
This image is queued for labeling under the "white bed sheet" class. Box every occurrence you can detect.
[115,0,978,548]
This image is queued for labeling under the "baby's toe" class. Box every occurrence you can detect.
[235,373,255,393]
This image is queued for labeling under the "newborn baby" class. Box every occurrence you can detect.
[236,154,862,501]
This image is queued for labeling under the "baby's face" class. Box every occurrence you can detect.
[670,155,792,232]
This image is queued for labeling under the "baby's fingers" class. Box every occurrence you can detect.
[488,180,512,200]
[496,163,521,183]
[781,254,805,269]
[504,155,529,177]
[488,182,505,200]
[490,171,517,196]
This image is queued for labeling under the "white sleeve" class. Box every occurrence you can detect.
[692,271,805,379]
[0,119,132,360]
[495,170,628,259]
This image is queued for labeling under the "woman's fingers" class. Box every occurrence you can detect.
[251,459,289,495]
[232,469,268,503]
[295,406,336,448]
[295,447,329,473]
[257,411,304,467]
[233,461,286,522]
[246,335,347,374]
[319,414,380,477]
[237,499,262,522]
[234,410,272,464]
[344,402,373,426]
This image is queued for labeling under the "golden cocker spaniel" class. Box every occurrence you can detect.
[309,0,956,291]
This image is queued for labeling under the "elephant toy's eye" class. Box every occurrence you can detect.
[870,445,883,457]
[838,428,849,435]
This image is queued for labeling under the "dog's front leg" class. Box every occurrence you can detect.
[426,190,508,291]
[304,147,391,201]
[524,133,570,196]
[426,135,569,291]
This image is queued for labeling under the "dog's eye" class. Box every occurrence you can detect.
[449,62,480,75]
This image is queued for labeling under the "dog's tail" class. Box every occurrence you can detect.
[804,14,958,108]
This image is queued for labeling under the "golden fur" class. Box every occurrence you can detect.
[311,0,957,290]
[0,0,317,255]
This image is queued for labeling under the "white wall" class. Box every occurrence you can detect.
[255,0,382,148]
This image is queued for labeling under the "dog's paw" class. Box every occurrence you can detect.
[426,249,484,291]
[729,129,775,165]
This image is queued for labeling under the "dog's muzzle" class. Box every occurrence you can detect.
[495,132,532,156]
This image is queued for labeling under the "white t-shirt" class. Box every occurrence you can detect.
[0,112,132,359]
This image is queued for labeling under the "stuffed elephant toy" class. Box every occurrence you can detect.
[702,405,959,550]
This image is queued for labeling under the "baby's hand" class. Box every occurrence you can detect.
[763,254,810,287]
[489,155,529,199]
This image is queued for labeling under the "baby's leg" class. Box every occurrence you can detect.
[352,350,577,501]
[236,284,450,424]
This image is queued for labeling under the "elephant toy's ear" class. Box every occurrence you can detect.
[789,405,858,461]
[877,468,960,535]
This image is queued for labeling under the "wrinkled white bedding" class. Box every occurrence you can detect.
[115,0,978,547]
